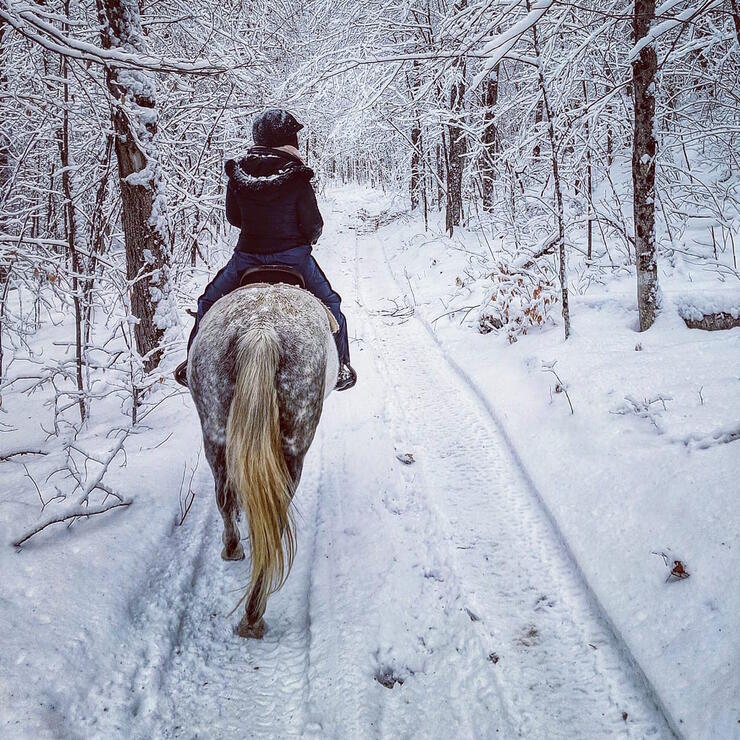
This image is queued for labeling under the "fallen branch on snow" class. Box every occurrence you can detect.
[611,394,672,433]
[177,448,201,526]
[11,431,133,547]
[12,500,133,548]
[0,448,48,462]
[376,297,414,324]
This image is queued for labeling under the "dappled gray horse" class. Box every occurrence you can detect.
[188,284,338,638]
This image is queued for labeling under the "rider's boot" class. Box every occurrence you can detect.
[174,360,189,387]
[174,312,198,388]
[335,363,357,391]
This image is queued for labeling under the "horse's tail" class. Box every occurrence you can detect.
[225,326,295,618]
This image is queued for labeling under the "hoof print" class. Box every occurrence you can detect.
[374,667,405,689]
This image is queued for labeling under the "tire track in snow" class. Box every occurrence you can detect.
[71,459,322,738]
[302,312,513,737]
[69,194,673,739]
[66,464,217,737]
[314,199,673,738]
[142,453,326,738]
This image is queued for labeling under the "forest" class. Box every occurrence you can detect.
[1,0,738,737]
[2,0,738,403]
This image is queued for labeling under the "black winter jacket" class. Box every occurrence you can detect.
[224,147,323,254]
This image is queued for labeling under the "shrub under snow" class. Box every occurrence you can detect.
[478,264,559,342]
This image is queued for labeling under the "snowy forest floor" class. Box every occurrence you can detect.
[1,187,738,739]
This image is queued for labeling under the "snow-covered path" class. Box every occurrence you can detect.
[64,195,672,738]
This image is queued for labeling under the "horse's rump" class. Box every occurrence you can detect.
[188,284,337,635]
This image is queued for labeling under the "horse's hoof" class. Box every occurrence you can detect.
[236,616,266,639]
[221,543,245,561]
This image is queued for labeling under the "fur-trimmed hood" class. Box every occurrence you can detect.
[225,147,314,200]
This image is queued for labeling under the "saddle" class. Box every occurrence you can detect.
[238,265,339,333]
[239,265,306,290]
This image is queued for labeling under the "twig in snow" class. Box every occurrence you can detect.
[611,394,673,433]
[22,462,44,508]
[177,449,201,526]
[140,431,174,451]
[0,447,48,462]
[403,268,417,307]
[431,305,479,326]
[12,500,132,548]
[376,297,414,324]
[541,361,574,414]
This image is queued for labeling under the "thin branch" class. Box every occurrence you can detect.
[12,500,132,548]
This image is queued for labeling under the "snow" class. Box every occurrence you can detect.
[340,187,739,739]
[628,0,724,63]
[0,0,223,74]
[675,290,740,321]
[472,0,554,87]
[123,167,153,188]
[1,187,737,739]
[117,69,158,102]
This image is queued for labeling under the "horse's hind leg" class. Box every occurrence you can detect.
[208,444,244,561]
[218,486,244,561]
[237,575,267,639]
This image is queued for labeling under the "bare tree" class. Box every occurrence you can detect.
[529,0,570,339]
[96,0,175,371]
[481,69,499,213]
[56,7,86,423]
[445,0,468,236]
[0,18,10,286]
[632,0,659,331]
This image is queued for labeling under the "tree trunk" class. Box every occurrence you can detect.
[57,20,87,424]
[481,71,499,212]
[730,0,740,47]
[445,101,465,235]
[407,64,424,211]
[446,49,466,232]
[443,0,467,234]
[532,99,543,159]
[529,0,570,339]
[410,121,422,210]
[436,143,445,210]
[632,0,659,331]
[96,0,173,372]
[582,80,593,261]
[0,19,10,285]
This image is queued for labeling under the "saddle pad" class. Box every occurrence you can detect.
[324,305,339,334]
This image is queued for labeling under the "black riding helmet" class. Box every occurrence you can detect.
[252,109,304,148]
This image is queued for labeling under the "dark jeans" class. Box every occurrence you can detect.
[193,245,350,364]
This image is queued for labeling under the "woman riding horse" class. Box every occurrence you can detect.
[175,108,357,392]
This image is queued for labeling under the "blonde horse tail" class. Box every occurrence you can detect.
[225,326,295,620]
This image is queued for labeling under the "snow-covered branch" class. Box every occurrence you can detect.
[1,1,228,74]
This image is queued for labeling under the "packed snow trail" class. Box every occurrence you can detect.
[68,192,672,738]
